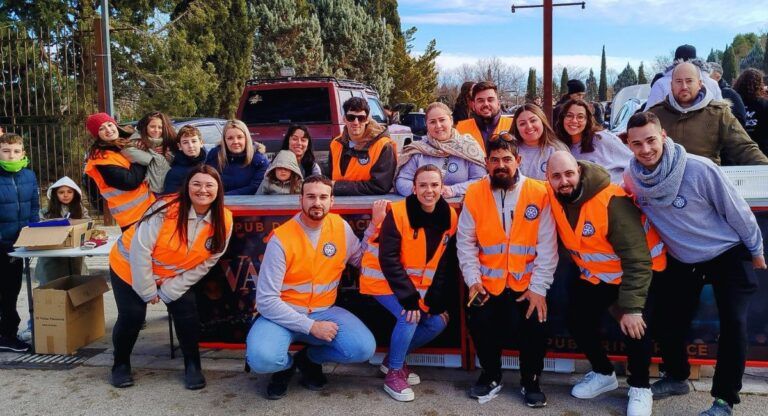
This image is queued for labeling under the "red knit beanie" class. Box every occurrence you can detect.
[86,112,117,139]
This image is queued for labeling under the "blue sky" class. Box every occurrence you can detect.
[398,0,768,77]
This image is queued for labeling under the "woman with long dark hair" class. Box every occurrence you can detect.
[510,104,569,180]
[734,68,768,155]
[107,165,233,390]
[280,124,321,178]
[554,99,632,183]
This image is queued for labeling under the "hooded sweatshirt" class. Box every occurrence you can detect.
[121,136,172,194]
[646,59,723,109]
[256,150,303,195]
[555,162,651,313]
[570,130,633,184]
[328,120,397,196]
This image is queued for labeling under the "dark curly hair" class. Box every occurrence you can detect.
[554,99,603,153]
[733,68,767,101]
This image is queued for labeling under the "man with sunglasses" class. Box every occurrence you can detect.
[456,81,514,153]
[457,138,557,407]
[328,97,397,195]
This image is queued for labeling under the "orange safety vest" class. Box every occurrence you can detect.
[456,117,514,154]
[547,183,667,285]
[463,177,547,295]
[273,213,348,314]
[109,201,234,286]
[359,200,458,312]
[84,150,155,228]
[329,136,396,181]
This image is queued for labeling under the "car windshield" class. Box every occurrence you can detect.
[241,87,332,125]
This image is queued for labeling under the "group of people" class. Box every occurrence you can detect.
[0,54,765,416]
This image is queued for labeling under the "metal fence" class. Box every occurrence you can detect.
[0,25,98,210]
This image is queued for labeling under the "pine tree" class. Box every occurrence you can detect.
[525,68,537,103]
[598,45,608,101]
[559,67,569,96]
[251,0,326,77]
[389,27,440,108]
[707,48,717,62]
[637,62,648,84]
[764,37,768,74]
[585,69,598,102]
[740,42,764,70]
[722,46,738,84]
[613,63,638,92]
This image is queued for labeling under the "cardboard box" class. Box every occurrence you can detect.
[14,219,93,250]
[33,275,110,355]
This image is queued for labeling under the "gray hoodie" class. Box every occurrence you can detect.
[256,150,303,195]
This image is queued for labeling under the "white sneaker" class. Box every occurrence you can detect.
[627,387,653,416]
[571,371,619,399]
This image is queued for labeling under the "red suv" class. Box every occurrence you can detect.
[236,77,390,160]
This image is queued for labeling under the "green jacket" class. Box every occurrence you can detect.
[556,161,652,313]
[649,98,768,166]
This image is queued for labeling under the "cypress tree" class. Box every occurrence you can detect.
[598,45,608,101]
[526,68,538,103]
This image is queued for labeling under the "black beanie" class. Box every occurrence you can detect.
[567,79,586,95]
[674,44,696,61]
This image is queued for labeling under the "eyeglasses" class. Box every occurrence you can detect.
[490,131,517,142]
[565,113,587,122]
[345,114,368,123]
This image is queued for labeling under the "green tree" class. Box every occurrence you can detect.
[764,37,768,73]
[312,0,394,100]
[251,0,326,77]
[706,48,723,63]
[740,42,764,70]
[722,46,738,84]
[637,62,648,84]
[559,67,569,96]
[525,68,537,103]
[598,45,608,101]
[389,27,439,108]
[354,0,400,40]
[613,63,638,92]
[731,33,759,62]
[585,69,598,102]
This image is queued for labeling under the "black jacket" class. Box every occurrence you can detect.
[328,128,396,196]
[742,96,768,156]
[377,195,456,314]
[718,78,747,127]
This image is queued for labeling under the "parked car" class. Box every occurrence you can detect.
[235,76,411,164]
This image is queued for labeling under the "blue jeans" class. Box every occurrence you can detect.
[374,294,447,370]
[246,306,376,374]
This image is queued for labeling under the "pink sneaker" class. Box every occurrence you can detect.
[384,368,415,402]
[379,356,420,385]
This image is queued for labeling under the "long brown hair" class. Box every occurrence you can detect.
[554,99,603,153]
[140,165,229,253]
[136,111,176,154]
[510,103,561,152]
[47,185,84,219]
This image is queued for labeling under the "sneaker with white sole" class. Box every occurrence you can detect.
[380,356,420,385]
[571,371,619,399]
[627,387,653,416]
[383,368,415,402]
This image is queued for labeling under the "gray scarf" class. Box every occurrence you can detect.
[628,137,687,206]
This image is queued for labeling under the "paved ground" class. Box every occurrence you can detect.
[2,241,768,415]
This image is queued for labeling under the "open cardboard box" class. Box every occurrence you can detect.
[13,219,93,250]
[33,275,110,355]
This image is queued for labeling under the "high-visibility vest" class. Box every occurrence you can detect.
[463,177,547,295]
[109,201,234,286]
[547,183,667,285]
[359,200,458,312]
[273,213,348,314]
[85,150,155,228]
[456,117,514,154]
[329,136,396,181]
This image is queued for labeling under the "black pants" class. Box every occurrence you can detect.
[110,269,201,365]
[648,244,757,406]
[568,278,651,388]
[0,252,23,339]
[467,288,547,387]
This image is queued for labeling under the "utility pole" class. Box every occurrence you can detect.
[512,1,585,122]
[100,0,114,116]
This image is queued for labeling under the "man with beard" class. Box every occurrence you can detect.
[456,81,514,153]
[457,138,557,407]
[245,175,379,400]
[545,151,663,416]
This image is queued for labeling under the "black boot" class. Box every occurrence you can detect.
[184,354,206,390]
[294,348,327,391]
[110,362,134,388]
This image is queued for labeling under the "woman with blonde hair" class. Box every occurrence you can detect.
[205,119,269,195]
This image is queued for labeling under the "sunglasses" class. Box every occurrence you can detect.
[345,114,368,123]
[490,131,517,143]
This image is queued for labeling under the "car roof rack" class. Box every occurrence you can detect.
[245,76,374,91]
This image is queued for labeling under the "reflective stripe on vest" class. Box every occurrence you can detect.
[84,150,155,228]
[455,117,514,154]
[463,177,546,295]
[274,213,348,314]
[329,136,396,181]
